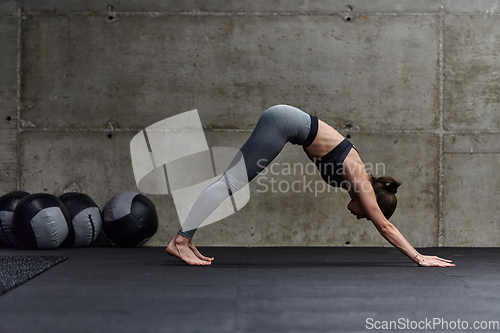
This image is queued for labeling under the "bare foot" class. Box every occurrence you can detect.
[166,235,211,266]
[189,238,214,262]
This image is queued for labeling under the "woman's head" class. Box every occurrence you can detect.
[347,175,401,220]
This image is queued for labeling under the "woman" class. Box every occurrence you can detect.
[166,105,454,267]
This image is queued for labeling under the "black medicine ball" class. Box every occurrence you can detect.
[59,192,103,247]
[0,191,30,247]
[12,193,72,249]
[102,191,158,247]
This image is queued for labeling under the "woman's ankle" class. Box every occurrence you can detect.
[175,233,190,244]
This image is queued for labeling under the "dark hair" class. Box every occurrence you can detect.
[370,175,401,219]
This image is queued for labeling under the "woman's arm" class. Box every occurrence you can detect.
[344,155,454,267]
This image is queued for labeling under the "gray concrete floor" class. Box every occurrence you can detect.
[0,247,499,333]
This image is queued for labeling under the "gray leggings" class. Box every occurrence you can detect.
[178,104,312,239]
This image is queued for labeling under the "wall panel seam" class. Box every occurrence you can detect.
[14,11,500,17]
[16,11,440,17]
[16,8,22,191]
[437,8,445,247]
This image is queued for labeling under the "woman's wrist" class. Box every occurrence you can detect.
[412,253,425,266]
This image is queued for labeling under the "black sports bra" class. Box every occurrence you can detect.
[303,116,357,188]
[314,138,357,188]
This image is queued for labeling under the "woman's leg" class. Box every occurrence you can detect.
[167,105,312,264]
[179,104,312,238]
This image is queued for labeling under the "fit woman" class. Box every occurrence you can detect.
[166,105,454,267]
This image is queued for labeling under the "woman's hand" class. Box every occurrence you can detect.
[416,255,455,267]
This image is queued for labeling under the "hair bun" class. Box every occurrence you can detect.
[386,183,398,194]
[370,175,401,195]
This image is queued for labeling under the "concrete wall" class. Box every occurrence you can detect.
[1,0,499,247]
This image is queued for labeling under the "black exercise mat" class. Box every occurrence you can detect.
[0,256,68,295]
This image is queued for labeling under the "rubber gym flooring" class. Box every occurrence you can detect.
[0,247,499,333]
